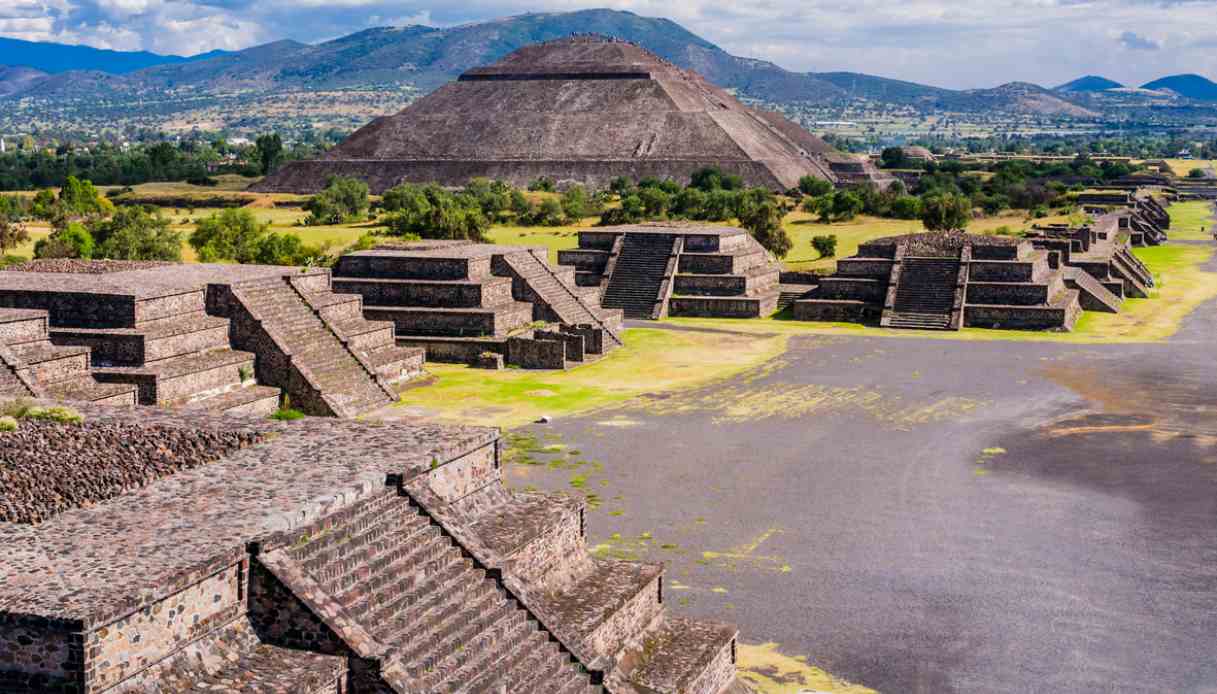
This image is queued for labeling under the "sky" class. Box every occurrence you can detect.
[1,0,1216,88]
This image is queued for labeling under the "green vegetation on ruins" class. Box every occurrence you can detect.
[1165,200,1216,241]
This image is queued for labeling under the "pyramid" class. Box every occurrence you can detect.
[257,35,852,192]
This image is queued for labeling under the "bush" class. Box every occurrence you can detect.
[0,416,16,432]
[638,187,671,218]
[35,222,94,260]
[737,188,792,258]
[811,234,838,258]
[531,198,566,226]
[890,195,923,220]
[560,185,591,222]
[527,176,556,192]
[1189,168,1207,179]
[383,183,488,241]
[798,175,833,197]
[271,407,306,421]
[20,405,84,425]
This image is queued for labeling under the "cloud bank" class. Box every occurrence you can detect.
[1,0,1216,88]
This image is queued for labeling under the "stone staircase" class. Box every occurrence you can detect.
[258,490,598,693]
[602,235,677,319]
[229,277,398,418]
[885,257,960,330]
[502,250,624,346]
[0,308,136,406]
[776,284,817,312]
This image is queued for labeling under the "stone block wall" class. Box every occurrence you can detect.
[584,571,663,658]
[0,291,138,329]
[535,330,586,362]
[668,296,774,318]
[132,291,205,326]
[560,325,605,355]
[966,281,1051,306]
[86,563,244,691]
[396,337,505,364]
[505,337,566,369]
[421,442,498,504]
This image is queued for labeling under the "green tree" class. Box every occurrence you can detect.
[829,190,864,222]
[189,209,270,263]
[880,147,909,169]
[920,192,972,232]
[304,176,369,225]
[890,195,923,220]
[798,175,833,197]
[34,222,94,260]
[91,207,181,261]
[672,187,707,219]
[0,215,30,256]
[811,234,838,259]
[737,188,792,258]
[1189,168,1208,179]
[560,185,590,223]
[255,134,284,175]
[253,232,332,266]
[527,176,556,192]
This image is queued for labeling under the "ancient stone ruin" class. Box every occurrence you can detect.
[558,223,781,319]
[0,401,751,694]
[255,35,891,193]
[0,261,424,417]
[331,241,624,368]
[793,225,1155,331]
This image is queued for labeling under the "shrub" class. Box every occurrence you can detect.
[560,185,590,222]
[532,198,566,226]
[189,208,269,263]
[811,234,838,258]
[0,416,16,432]
[737,188,792,258]
[890,195,923,220]
[271,404,304,421]
[527,176,556,192]
[20,405,84,424]
[1188,168,1207,179]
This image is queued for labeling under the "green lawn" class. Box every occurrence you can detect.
[1166,200,1215,241]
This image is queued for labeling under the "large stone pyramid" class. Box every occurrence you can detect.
[257,35,849,192]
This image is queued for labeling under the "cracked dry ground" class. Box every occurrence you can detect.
[508,270,1217,693]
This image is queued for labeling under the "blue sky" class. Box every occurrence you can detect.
[2,0,1215,88]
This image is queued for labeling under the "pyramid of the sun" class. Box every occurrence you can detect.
[257,35,849,192]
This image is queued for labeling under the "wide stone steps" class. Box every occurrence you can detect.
[602,237,674,319]
[180,384,281,417]
[233,280,392,416]
[886,311,954,329]
[505,252,623,345]
[92,348,255,406]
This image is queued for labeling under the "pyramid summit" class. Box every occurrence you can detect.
[258,35,880,192]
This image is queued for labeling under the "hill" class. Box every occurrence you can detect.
[0,65,48,97]
[1141,74,1217,101]
[0,36,228,75]
[0,9,1123,130]
[1056,75,1123,92]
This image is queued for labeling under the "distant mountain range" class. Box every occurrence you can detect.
[0,9,1215,132]
[0,36,227,75]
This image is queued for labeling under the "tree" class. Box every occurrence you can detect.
[189,209,270,263]
[527,176,555,192]
[920,192,972,232]
[255,134,284,175]
[880,147,908,169]
[252,232,332,266]
[798,175,833,197]
[672,187,707,219]
[829,190,863,222]
[737,188,792,258]
[890,195,923,220]
[811,234,838,259]
[1189,168,1208,179]
[638,187,670,218]
[532,198,565,226]
[34,222,94,260]
[383,184,487,241]
[560,185,590,223]
[0,215,30,255]
[304,176,369,225]
[91,206,181,261]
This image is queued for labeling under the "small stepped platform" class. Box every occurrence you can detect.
[776,283,816,311]
[532,559,663,657]
[883,256,960,331]
[602,234,676,319]
[627,616,738,694]
[50,313,230,366]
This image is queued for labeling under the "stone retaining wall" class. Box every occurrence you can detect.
[505,337,566,369]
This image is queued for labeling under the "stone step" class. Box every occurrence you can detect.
[626,616,738,694]
[181,384,282,417]
[429,606,538,692]
[8,342,91,385]
[374,555,477,641]
[332,525,449,616]
[0,309,50,346]
[285,495,418,562]
[92,348,255,406]
[43,376,138,406]
[532,558,663,660]
[405,595,520,683]
[385,563,493,659]
[50,313,231,366]
[467,627,555,693]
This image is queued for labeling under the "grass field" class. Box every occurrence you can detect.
[1166,200,1216,241]
[1162,159,1217,178]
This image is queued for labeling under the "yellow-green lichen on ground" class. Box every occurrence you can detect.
[738,642,877,693]
[395,326,789,427]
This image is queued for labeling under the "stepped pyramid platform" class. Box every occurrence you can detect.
[0,308,137,406]
[255,35,900,193]
[332,241,624,369]
[794,231,1104,331]
[0,261,424,417]
[1024,217,1155,300]
[0,400,751,694]
[558,222,781,319]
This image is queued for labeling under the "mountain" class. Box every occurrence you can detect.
[1141,74,1217,101]
[0,36,230,75]
[0,65,48,97]
[959,82,1098,117]
[0,9,1115,131]
[1056,75,1123,92]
